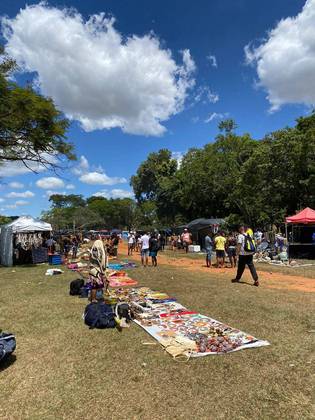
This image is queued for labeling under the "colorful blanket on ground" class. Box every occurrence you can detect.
[108,262,137,270]
[108,287,270,359]
[109,277,138,287]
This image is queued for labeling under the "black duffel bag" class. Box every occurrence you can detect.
[69,279,85,296]
[0,332,16,363]
[84,302,116,329]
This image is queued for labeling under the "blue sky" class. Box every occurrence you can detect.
[0,0,312,216]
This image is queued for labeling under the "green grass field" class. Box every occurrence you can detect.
[0,262,314,419]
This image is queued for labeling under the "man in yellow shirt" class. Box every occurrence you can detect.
[214,231,226,268]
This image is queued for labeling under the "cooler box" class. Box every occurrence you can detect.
[188,245,201,253]
[49,254,62,265]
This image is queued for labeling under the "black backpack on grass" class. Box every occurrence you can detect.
[69,279,85,296]
[84,302,116,329]
[0,332,16,363]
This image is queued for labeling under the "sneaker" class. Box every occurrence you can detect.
[254,280,259,287]
[231,278,240,283]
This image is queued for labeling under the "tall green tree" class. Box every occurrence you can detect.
[0,47,75,172]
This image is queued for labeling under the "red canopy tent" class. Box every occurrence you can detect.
[285,208,315,259]
[286,207,315,224]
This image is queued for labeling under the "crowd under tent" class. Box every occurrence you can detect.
[0,216,52,266]
[187,218,226,248]
[285,207,315,259]
[174,218,225,247]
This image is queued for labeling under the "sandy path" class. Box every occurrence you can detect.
[120,242,315,293]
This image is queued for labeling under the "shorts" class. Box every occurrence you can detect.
[216,250,225,258]
[227,247,236,257]
[141,248,150,257]
[149,251,157,257]
[205,247,212,257]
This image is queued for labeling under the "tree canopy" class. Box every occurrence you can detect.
[0,47,75,173]
[131,115,315,228]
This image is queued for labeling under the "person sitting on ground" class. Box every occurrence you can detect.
[149,233,159,267]
[214,231,226,268]
[232,225,259,286]
[226,232,237,268]
[181,228,192,253]
[140,232,150,267]
[204,233,213,268]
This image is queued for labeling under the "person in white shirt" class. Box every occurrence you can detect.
[140,233,150,267]
[232,226,259,286]
[128,233,135,256]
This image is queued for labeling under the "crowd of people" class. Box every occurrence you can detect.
[127,231,166,267]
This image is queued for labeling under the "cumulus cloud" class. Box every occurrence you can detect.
[72,155,127,186]
[36,177,65,189]
[65,184,75,190]
[93,189,134,199]
[245,0,315,111]
[79,172,126,186]
[4,200,29,209]
[6,190,34,198]
[204,112,229,123]
[72,156,89,176]
[8,182,24,189]
[207,54,217,68]
[2,4,196,136]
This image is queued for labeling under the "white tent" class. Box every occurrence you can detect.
[0,216,52,266]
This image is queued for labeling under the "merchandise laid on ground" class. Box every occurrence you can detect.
[105,287,270,359]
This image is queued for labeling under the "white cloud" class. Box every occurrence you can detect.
[8,182,24,189]
[204,112,229,123]
[3,4,196,136]
[93,189,133,199]
[15,200,29,206]
[65,184,75,190]
[207,54,217,68]
[0,198,5,203]
[4,200,29,209]
[36,177,65,189]
[6,190,34,198]
[245,0,315,111]
[0,153,58,177]
[194,86,219,104]
[79,172,126,186]
[72,155,89,176]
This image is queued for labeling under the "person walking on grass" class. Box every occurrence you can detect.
[181,228,192,253]
[204,233,213,268]
[232,226,259,286]
[128,232,135,256]
[149,233,159,267]
[140,232,150,267]
[214,231,226,268]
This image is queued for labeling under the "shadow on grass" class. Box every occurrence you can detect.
[232,280,258,287]
[0,354,16,372]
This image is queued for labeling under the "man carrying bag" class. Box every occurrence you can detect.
[232,226,259,286]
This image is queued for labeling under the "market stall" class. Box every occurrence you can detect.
[285,207,315,259]
[0,216,52,266]
[187,218,225,247]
